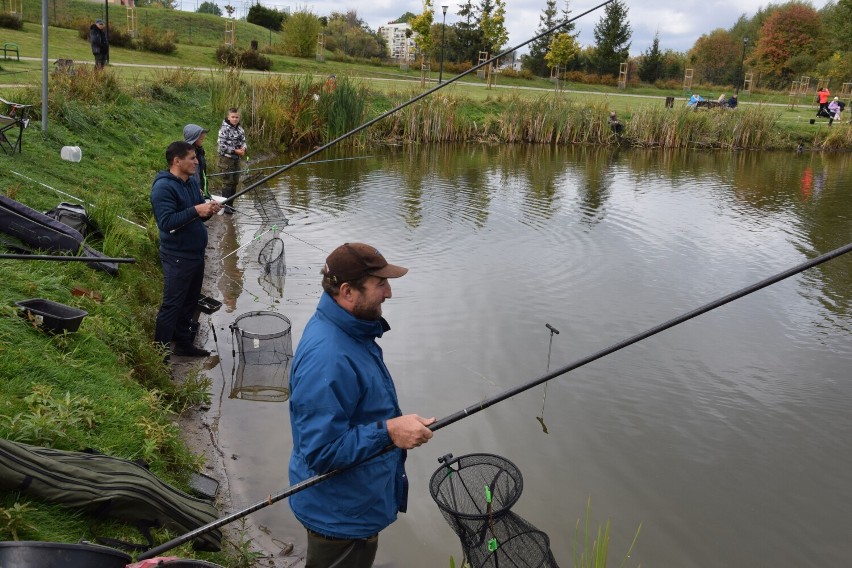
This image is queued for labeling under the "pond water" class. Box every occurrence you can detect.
[202,145,852,567]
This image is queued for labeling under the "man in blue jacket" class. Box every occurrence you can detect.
[289,242,435,568]
[150,141,221,360]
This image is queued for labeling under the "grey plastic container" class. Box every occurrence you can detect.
[15,298,88,334]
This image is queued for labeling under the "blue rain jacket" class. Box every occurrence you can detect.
[288,292,408,539]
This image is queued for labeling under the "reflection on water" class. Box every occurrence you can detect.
[203,146,852,568]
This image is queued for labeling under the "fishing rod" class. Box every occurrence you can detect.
[139,240,852,559]
[168,0,616,234]
[0,253,136,263]
[206,155,374,178]
[9,170,148,231]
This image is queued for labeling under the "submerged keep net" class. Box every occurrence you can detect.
[430,453,559,568]
[228,311,292,402]
[257,236,285,297]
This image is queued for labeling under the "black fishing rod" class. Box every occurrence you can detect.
[168,0,615,234]
[0,254,137,263]
[139,241,852,559]
[206,155,374,178]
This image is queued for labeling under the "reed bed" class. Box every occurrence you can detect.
[626,105,784,149]
[375,93,467,143]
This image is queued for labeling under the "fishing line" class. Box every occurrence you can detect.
[9,170,147,230]
[139,240,852,559]
[168,0,616,235]
[218,224,278,263]
[536,323,560,434]
[207,155,375,178]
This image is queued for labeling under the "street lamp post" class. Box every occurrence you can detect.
[736,37,748,96]
[439,5,448,84]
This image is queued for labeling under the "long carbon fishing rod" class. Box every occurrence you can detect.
[139,241,852,559]
[0,254,136,263]
[168,0,615,234]
[206,155,374,177]
[10,170,147,230]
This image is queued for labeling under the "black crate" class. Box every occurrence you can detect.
[15,298,87,334]
[197,295,223,315]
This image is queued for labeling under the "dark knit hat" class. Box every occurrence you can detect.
[322,243,408,284]
[95,19,104,25]
[183,124,209,145]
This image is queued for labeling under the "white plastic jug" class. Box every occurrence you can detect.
[60,146,82,162]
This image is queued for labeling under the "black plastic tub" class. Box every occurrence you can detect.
[15,298,88,334]
[197,295,223,315]
[0,541,131,568]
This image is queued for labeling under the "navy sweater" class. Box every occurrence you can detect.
[150,170,207,259]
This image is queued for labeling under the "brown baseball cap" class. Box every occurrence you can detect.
[323,243,408,284]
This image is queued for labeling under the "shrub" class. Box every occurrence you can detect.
[215,45,272,71]
[500,68,535,80]
[0,13,23,30]
[138,27,178,55]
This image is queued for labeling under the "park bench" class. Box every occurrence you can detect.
[0,97,33,155]
[2,42,19,61]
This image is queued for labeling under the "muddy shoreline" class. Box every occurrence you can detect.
[172,214,302,568]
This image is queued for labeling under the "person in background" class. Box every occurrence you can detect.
[727,94,738,109]
[816,87,831,118]
[718,93,727,104]
[323,74,337,93]
[216,108,247,214]
[150,141,221,361]
[827,96,843,126]
[608,111,624,134]
[89,19,109,70]
[288,242,435,568]
[183,124,210,199]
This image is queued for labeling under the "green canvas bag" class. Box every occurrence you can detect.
[0,439,222,552]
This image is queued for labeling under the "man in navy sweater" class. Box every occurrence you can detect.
[150,141,221,360]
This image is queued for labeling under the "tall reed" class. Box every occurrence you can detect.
[627,105,783,149]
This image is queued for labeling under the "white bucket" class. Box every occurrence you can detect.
[60,146,82,162]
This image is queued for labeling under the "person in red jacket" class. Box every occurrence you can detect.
[816,87,831,118]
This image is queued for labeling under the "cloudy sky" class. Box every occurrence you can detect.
[186,0,833,55]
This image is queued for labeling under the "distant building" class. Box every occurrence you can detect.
[378,22,417,61]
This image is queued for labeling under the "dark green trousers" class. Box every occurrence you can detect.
[305,529,379,568]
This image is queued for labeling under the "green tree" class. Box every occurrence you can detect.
[282,10,322,58]
[688,29,740,86]
[324,11,385,58]
[545,32,580,71]
[451,0,483,65]
[196,1,222,16]
[592,0,631,76]
[392,12,418,24]
[247,4,287,30]
[524,0,559,76]
[410,0,435,62]
[637,32,663,83]
[820,0,852,54]
[480,0,508,56]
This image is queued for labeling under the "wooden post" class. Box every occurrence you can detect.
[683,68,694,93]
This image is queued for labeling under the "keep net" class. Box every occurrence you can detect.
[430,453,559,568]
[228,311,292,402]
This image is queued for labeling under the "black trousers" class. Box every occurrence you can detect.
[154,252,205,346]
[305,529,379,568]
